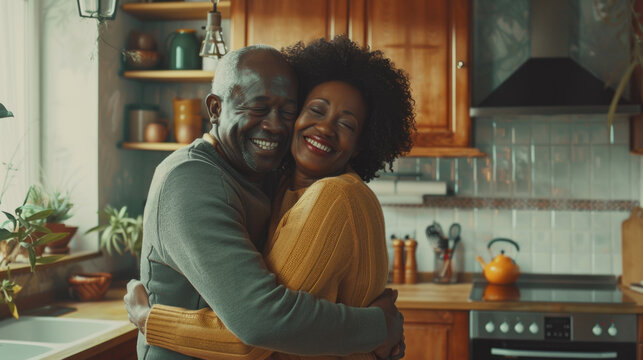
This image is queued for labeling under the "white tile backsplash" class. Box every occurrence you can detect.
[382,116,638,276]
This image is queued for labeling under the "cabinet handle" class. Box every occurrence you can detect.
[456,60,465,69]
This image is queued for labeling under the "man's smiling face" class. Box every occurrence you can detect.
[211,51,298,178]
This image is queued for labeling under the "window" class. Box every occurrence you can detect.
[0,0,39,211]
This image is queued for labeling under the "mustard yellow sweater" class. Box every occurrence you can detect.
[145,171,388,360]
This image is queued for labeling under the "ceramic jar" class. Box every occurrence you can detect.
[168,29,200,70]
[173,98,202,142]
[128,104,159,142]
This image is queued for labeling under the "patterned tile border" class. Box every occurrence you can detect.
[383,197,640,212]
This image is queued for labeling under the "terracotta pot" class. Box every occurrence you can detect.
[144,122,168,142]
[68,272,112,301]
[44,223,77,254]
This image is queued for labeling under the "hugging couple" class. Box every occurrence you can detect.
[124,35,416,360]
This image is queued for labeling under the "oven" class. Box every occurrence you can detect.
[470,311,637,360]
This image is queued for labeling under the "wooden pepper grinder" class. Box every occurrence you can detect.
[392,235,405,284]
[404,235,418,284]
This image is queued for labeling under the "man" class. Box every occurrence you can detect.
[134,45,403,359]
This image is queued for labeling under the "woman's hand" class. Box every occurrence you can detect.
[124,279,152,335]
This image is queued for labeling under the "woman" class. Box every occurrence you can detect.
[126,35,415,360]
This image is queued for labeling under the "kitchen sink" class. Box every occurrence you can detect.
[0,341,55,359]
[0,316,129,359]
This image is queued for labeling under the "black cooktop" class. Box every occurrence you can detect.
[469,274,635,305]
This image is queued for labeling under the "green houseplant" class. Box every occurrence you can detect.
[86,205,143,262]
[26,184,77,254]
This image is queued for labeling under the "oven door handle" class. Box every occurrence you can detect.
[491,348,618,359]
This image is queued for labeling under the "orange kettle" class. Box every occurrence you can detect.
[476,238,520,285]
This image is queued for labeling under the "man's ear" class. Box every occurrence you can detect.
[205,93,222,125]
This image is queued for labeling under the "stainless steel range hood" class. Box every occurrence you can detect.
[470,0,641,117]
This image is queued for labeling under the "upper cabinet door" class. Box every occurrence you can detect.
[350,0,482,157]
[230,0,349,49]
[230,0,482,157]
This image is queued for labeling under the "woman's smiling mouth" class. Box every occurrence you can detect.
[304,136,333,154]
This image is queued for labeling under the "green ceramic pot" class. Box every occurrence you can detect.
[168,29,200,70]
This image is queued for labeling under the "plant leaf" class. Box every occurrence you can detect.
[0,228,15,241]
[28,248,36,272]
[7,301,18,319]
[2,211,16,229]
[85,224,106,234]
[33,232,68,247]
[12,283,22,295]
[35,255,65,264]
[25,209,54,221]
[31,224,51,234]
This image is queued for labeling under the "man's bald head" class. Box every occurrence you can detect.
[211,45,292,102]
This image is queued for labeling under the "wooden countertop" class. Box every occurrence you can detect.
[391,280,643,314]
[27,278,641,359]
[41,287,137,360]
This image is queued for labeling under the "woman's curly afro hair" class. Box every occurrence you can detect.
[282,35,416,182]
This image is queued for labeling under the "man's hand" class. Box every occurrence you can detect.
[369,288,404,359]
[124,279,152,335]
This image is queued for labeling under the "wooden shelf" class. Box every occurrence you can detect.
[406,147,486,158]
[123,70,213,82]
[121,1,230,20]
[121,142,186,151]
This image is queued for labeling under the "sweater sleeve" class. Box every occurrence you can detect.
[152,162,386,356]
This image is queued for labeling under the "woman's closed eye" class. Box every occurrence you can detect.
[339,120,355,131]
[309,106,325,116]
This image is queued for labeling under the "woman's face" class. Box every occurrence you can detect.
[291,81,367,179]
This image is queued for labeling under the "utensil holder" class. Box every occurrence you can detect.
[433,247,457,284]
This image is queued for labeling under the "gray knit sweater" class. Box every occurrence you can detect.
[137,139,386,359]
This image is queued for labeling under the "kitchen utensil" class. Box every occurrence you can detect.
[476,238,521,285]
[167,28,200,70]
[433,246,457,284]
[439,223,461,279]
[621,207,643,286]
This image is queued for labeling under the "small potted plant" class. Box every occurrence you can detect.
[86,205,143,263]
[26,184,76,254]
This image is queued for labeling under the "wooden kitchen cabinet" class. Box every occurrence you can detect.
[349,0,483,157]
[231,0,482,157]
[401,309,469,360]
[230,0,349,50]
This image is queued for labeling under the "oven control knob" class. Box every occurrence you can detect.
[592,324,602,336]
[607,324,618,336]
[499,322,509,333]
[485,321,495,333]
[529,322,539,334]
[514,322,524,334]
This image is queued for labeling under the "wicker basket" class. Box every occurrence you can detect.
[68,272,112,301]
